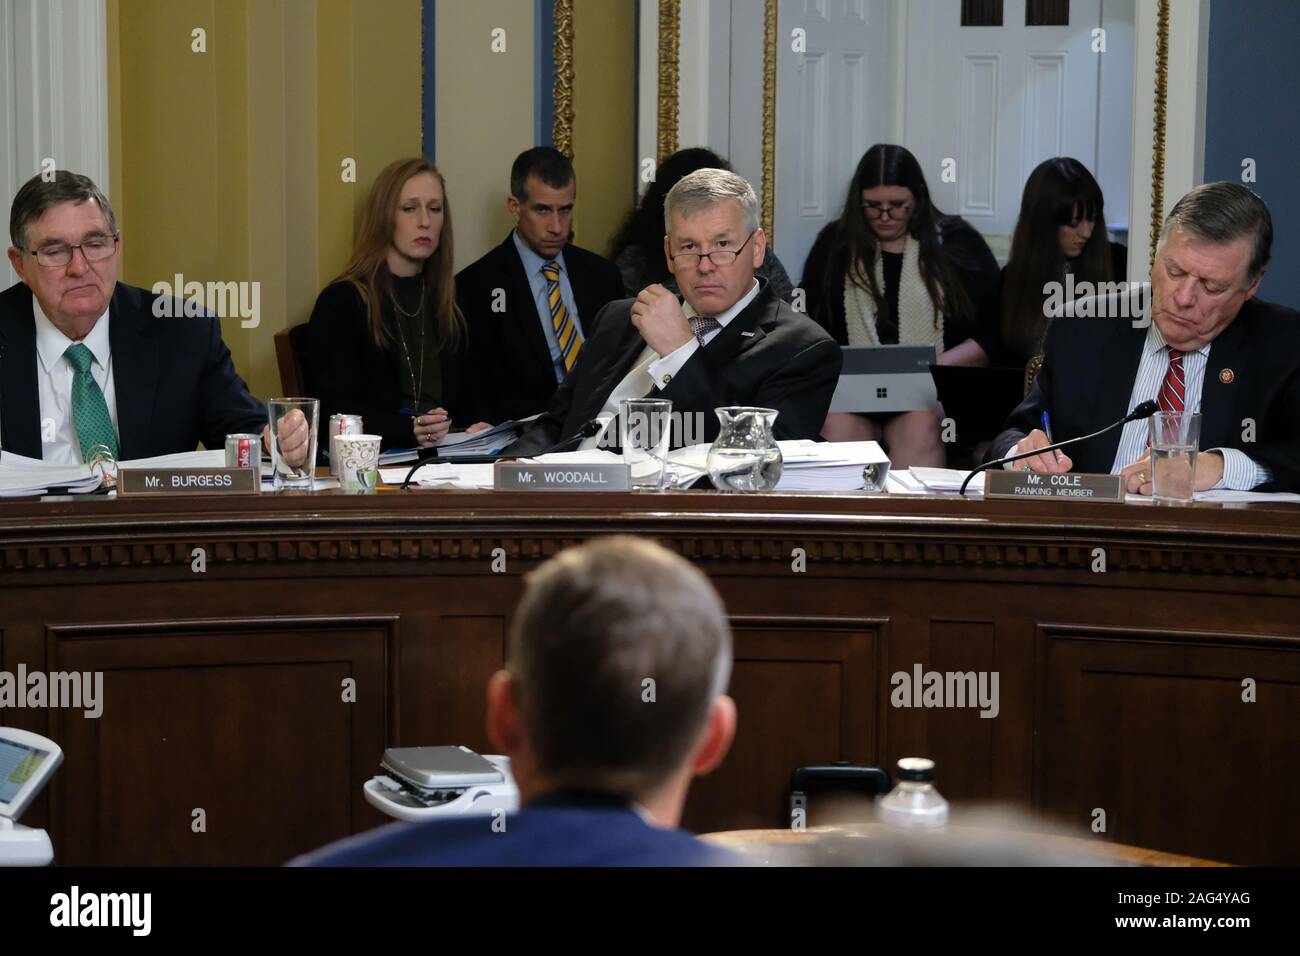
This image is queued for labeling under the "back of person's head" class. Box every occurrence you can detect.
[510,146,576,203]
[825,143,973,327]
[608,147,730,271]
[1161,181,1272,282]
[1002,157,1111,358]
[505,536,732,803]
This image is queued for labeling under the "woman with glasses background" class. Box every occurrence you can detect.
[800,143,1000,467]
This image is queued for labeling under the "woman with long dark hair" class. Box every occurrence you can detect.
[610,147,795,300]
[801,143,1000,466]
[307,157,487,450]
[998,157,1127,367]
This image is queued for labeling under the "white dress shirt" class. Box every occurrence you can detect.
[33,300,118,464]
[582,279,761,449]
[1109,323,1269,491]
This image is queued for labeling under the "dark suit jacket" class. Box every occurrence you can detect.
[455,233,625,424]
[291,791,739,867]
[305,281,472,451]
[0,281,265,460]
[504,280,843,457]
[991,296,1300,492]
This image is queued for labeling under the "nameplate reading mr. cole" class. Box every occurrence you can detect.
[985,470,1123,501]
[118,468,259,496]
[495,462,631,491]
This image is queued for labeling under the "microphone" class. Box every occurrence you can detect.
[959,400,1159,496]
[534,418,605,456]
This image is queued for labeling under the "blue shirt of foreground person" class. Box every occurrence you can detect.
[293,537,740,867]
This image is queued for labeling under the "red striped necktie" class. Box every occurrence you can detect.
[1157,347,1186,414]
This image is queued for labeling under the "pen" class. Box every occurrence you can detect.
[1041,411,1062,463]
[399,407,418,417]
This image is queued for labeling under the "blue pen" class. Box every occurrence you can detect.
[1041,411,1062,463]
[399,407,418,417]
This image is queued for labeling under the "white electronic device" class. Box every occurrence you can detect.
[364,745,519,823]
[0,727,63,866]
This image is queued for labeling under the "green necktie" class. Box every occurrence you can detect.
[64,343,119,462]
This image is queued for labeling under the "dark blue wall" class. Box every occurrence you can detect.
[1203,0,1300,308]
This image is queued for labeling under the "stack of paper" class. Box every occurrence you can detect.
[907,467,983,494]
[665,440,890,491]
[434,415,541,459]
[0,453,104,497]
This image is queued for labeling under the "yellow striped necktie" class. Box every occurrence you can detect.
[541,260,582,374]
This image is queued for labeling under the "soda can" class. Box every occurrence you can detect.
[329,413,364,476]
[225,433,262,483]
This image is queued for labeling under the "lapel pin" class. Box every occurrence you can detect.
[740,331,755,338]
[1219,368,1234,384]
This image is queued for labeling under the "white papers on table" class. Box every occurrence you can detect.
[906,467,983,494]
[1195,489,1300,504]
[772,440,889,491]
[380,463,496,489]
[665,440,890,491]
[434,414,541,459]
[0,452,103,496]
[116,449,227,471]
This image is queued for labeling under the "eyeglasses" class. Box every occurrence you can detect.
[668,230,757,268]
[24,234,119,268]
[861,201,913,221]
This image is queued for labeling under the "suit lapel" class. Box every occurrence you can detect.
[572,316,648,426]
[1199,306,1250,449]
[1089,320,1147,470]
[108,284,159,460]
[0,284,42,457]
[501,235,555,380]
[566,246,602,334]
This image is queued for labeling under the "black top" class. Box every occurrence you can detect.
[306,280,469,451]
[389,274,444,412]
[799,216,1001,354]
[878,251,904,344]
[990,240,1130,368]
[0,281,266,459]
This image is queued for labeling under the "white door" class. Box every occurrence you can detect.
[773,0,894,287]
[903,0,1103,246]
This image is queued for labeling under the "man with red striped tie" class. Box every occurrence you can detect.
[991,182,1300,494]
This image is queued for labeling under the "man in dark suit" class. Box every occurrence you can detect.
[455,147,625,424]
[992,182,1300,493]
[1,171,300,463]
[504,168,842,457]
[295,536,740,867]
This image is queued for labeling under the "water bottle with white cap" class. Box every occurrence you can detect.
[877,757,949,829]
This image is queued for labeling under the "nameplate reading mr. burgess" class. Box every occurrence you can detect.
[494,462,631,491]
[118,468,259,496]
[985,470,1123,501]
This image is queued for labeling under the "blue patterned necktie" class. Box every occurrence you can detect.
[64,343,119,461]
[689,315,721,346]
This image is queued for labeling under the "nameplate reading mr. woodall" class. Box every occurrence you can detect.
[118,468,259,496]
[985,470,1123,501]
[494,462,631,491]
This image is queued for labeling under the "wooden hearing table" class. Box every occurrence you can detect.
[0,485,1296,865]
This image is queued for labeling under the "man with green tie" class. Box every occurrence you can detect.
[1,170,307,465]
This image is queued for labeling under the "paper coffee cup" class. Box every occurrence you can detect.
[334,434,381,493]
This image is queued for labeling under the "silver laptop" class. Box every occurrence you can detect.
[829,346,939,413]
